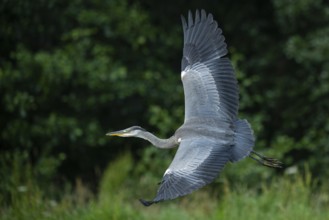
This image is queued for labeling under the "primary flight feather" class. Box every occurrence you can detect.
[107,9,282,206]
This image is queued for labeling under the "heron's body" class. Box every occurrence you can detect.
[107,9,282,206]
[176,118,233,141]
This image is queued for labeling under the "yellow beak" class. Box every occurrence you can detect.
[106,130,126,137]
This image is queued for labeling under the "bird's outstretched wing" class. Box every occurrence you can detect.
[181,10,239,121]
[140,138,230,206]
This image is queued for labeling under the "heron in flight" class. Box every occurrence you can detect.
[107,9,282,206]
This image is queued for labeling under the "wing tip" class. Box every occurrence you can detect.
[201,9,206,20]
[139,198,155,207]
[181,14,187,30]
[182,9,212,27]
[195,9,200,23]
[188,10,193,27]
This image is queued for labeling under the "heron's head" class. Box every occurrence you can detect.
[106,126,146,137]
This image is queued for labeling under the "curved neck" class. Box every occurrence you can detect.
[137,131,177,149]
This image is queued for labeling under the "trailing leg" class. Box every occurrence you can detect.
[249,151,283,168]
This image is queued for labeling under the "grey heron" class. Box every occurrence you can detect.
[107,9,282,206]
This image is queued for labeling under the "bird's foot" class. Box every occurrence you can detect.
[250,151,283,168]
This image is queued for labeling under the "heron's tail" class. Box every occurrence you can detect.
[230,119,255,162]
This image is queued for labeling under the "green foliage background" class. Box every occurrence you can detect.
[1,0,329,218]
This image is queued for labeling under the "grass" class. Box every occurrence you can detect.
[1,154,329,220]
